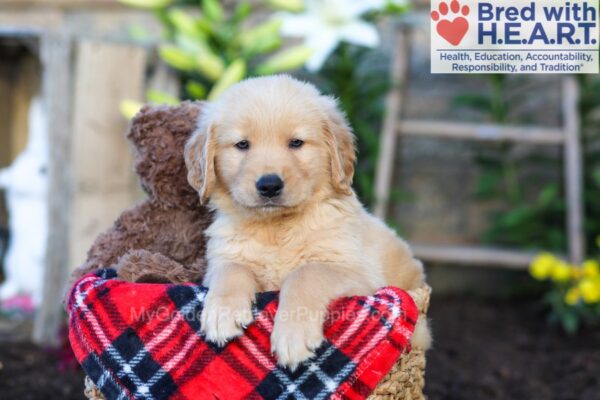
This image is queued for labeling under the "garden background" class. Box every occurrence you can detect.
[0,0,598,398]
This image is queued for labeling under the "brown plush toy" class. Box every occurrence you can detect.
[68,102,212,290]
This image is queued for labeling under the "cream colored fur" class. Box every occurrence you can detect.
[185,75,430,369]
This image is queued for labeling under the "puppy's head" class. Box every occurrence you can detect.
[184,75,355,215]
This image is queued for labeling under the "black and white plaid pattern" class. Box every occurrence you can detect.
[87,328,177,399]
[257,345,356,400]
[69,269,419,400]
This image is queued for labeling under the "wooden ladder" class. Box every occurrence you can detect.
[374,27,585,269]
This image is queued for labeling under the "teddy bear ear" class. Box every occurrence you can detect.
[124,102,205,208]
[127,103,203,147]
[126,104,155,145]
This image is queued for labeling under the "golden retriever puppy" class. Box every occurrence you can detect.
[184,75,429,369]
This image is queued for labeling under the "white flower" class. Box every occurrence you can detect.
[279,0,383,72]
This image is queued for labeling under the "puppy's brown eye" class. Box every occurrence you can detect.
[289,139,304,149]
[234,140,250,150]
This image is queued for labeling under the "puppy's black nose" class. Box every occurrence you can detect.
[256,174,284,198]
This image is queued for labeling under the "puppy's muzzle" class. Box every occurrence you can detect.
[256,174,284,198]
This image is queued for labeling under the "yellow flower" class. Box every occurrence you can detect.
[571,265,583,280]
[579,278,600,304]
[564,287,581,305]
[583,260,600,278]
[551,261,572,283]
[529,252,557,280]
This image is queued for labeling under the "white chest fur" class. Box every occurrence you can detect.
[204,202,367,291]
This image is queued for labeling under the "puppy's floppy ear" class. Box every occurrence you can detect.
[184,114,216,204]
[321,96,356,196]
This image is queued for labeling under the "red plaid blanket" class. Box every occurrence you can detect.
[68,269,418,400]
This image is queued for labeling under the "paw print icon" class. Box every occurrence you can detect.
[431,0,470,46]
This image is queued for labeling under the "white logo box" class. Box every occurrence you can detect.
[430,0,599,73]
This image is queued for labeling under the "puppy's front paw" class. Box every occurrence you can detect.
[200,292,254,346]
[271,317,325,370]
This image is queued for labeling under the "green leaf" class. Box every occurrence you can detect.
[208,59,246,100]
[265,0,304,12]
[185,81,206,99]
[172,33,224,81]
[158,45,196,71]
[384,0,411,14]
[498,207,532,229]
[474,169,502,198]
[202,0,224,22]
[118,0,173,9]
[212,24,237,46]
[233,1,252,22]
[167,9,204,39]
[196,52,225,81]
[146,89,180,105]
[196,16,214,35]
[256,45,312,75]
[174,32,209,55]
[560,310,579,335]
[592,168,600,187]
[538,183,559,207]
[243,35,282,58]
[239,19,283,55]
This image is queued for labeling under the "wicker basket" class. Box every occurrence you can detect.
[367,285,430,400]
[83,285,430,400]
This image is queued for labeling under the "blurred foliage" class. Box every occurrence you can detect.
[529,247,600,334]
[119,0,311,110]
[455,76,600,254]
[579,76,600,258]
[480,74,600,334]
[119,0,408,209]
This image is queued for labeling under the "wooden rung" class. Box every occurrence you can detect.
[398,120,565,145]
[412,243,540,269]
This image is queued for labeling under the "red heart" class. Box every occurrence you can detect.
[436,17,468,46]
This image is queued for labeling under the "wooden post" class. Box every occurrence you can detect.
[69,40,146,272]
[32,32,73,346]
[397,120,564,145]
[374,27,409,218]
[412,244,536,269]
[563,76,584,264]
[32,38,147,346]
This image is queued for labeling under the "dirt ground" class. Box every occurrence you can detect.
[0,339,85,400]
[425,296,600,400]
[0,296,598,400]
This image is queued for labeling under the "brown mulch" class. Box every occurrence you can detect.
[0,296,598,400]
[425,296,600,400]
[0,340,84,400]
